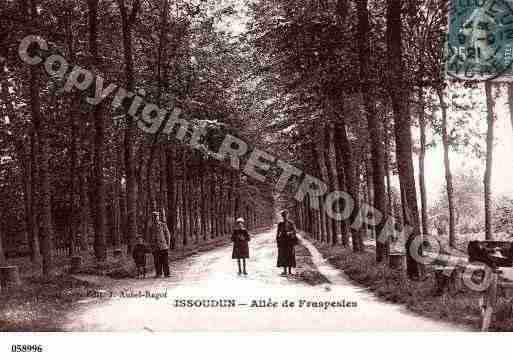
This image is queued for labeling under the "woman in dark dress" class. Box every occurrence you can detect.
[276,210,298,275]
[232,217,250,275]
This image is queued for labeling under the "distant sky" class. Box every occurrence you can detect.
[215,0,248,36]
[413,99,513,205]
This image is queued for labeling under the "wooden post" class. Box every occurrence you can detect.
[432,265,459,294]
[433,266,450,295]
[480,270,499,331]
[0,265,21,290]
[70,256,82,274]
[389,253,405,270]
[113,249,124,260]
[450,266,464,293]
[0,230,6,264]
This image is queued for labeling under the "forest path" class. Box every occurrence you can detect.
[64,227,464,331]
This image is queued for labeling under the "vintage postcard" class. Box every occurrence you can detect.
[2,0,513,350]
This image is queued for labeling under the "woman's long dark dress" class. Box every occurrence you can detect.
[276,220,297,268]
[232,228,250,259]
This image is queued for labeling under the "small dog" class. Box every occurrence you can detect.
[132,241,149,279]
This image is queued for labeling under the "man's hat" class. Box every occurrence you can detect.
[236,217,245,223]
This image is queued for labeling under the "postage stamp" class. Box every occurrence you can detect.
[446,0,513,81]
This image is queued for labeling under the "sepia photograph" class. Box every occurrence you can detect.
[1,0,513,355]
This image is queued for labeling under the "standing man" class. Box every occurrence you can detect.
[147,211,171,278]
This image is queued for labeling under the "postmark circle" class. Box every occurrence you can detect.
[445,0,513,81]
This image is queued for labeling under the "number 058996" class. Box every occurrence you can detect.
[11,345,43,353]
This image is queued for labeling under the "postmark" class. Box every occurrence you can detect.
[445,0,513,81]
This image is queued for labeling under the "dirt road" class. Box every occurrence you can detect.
[65,227,463,331]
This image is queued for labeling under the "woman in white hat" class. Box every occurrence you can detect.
[231,217,250,275]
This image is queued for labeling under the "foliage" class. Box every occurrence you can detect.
[431,168,484,234]
[494,196,513,236]
[0,0,275,263]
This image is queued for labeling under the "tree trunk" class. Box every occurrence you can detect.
[1,64,41,263]
[193,173,200,243]
[418,86,429,236]
[315,124,331,243]
[384,113,394,221]
[508,84,513,140]
[144,0,169,211]
[484,82,496,241]
[187,176,193,240]
[214,173,221,237]
[117,0,140,252]
[24,137,41,262]
[209,170,216,238]
[66,18,79,257]
[227,172,234,230]
[308,194,314,237]
[0,229,5,264]
[233,173,240,222]
[327,122,341,245]
[78,157,90,252]
[27,0,53,276]
[159,149,167,214]
[112,145,122,248]
[88,0,107,261]
[31,66,53,276]
[181,153,188,246]
[436,88,456,247]
[333,126,350,246]
[219,175,226,235]
[30,130,41,262]
[365,150,374,240]
[333,117,364,252]
[68,100,79,255]
[387,0,422,279]
[201,169,207,241]
[356,0,388,262]
[166,146,177,248]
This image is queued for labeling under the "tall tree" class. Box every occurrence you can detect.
[88,0,107,261]
[27,0,54,275]
[116,0,141,251]
[334,114,364,252]
[508,84,513,140]
[355,0,388,262]
[484,82,496,241]
[0,64,41,263]
[417,86,429,235]
[386,0,422,279]
[436,88,456,247]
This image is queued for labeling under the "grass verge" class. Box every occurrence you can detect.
[310,240,513,331]
[294,245,330,286]
[0,275,100,331]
